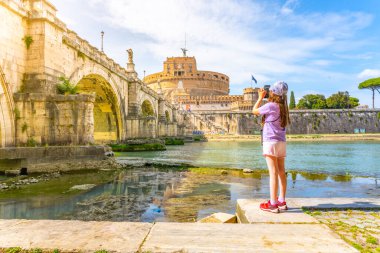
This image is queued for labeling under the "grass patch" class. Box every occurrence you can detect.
[366,235,379,245]
[109,143,166,152]
[189,167,267,178]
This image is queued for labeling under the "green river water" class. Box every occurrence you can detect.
[0,141,378,222]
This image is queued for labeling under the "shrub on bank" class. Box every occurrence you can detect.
[109,143,166,152]
[164,138,185,145]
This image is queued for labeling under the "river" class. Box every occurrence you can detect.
[0,140,378,222]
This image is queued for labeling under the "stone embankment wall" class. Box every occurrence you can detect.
[196,109,380,135]
[0,145,111,172]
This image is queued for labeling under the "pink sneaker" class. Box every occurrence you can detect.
[277,200,288,211]
[260,200,279,213]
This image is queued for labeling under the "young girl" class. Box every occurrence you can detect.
[252,81,290,213]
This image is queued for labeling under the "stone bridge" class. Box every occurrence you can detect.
[0,0,183,147]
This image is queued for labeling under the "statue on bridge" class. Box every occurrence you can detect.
[127,48,134,64]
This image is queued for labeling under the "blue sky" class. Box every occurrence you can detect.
[50,0,380,107]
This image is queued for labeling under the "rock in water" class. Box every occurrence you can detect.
[70,184,96,191]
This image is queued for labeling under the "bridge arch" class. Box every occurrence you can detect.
[75,74,123,143]
[141,100,155,117]
[0,66,15,147]
[165,110,170,122]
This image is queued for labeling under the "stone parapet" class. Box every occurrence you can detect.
[62,32,133,81]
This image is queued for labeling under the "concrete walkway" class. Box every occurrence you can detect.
[1,198,377,252]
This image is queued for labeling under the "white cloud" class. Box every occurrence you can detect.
[83,0,372,84]
[281,0,299,15]
[357,69,380,80]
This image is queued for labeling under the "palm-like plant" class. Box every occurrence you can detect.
[57,76,78,95]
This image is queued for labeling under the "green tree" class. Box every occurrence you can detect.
[289,91,296,109]
[326,91,359,109]
[349,97,359,108]
[358,77,380,108]
[297,94,327,109]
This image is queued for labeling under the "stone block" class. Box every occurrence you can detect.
[198,212,237,223]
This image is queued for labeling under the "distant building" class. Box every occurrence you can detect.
[143,52,261,112]
[355,105,369,109]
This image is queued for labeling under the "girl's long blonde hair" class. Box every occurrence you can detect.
[261,93,291,128]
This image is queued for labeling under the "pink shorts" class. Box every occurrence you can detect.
[262,141,286,158]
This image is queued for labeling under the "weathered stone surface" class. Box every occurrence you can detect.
[4,169,20,176]
[0,146,121,172]
[236,199,318,224]
[0,220,152,253]
[198,212,237,223]
[142,222,358,253]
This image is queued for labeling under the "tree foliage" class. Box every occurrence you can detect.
[289,91,296,109]
[326,91,350,109]
[358,77,380,89]
[297,94,327,109]
[297,92,360,109]
[358,77,380,108]
[57,77,78,95]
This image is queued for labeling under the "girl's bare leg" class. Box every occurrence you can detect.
[277,157,287,200]
[265,155,278,204]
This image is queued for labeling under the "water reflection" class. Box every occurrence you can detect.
[0,168,378,222]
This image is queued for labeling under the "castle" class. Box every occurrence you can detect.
[143,51,260,113]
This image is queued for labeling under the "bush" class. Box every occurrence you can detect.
[109,143,166,152]
[22,35,33,49]
[26,137,38,147]
[165,138,184,145]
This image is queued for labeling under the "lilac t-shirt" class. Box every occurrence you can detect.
[258,102,286,142]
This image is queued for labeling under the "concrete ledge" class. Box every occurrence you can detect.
[0,219,359,253]
[236,199,318,224]
[0,219,152,253]
[141,222,357,253]
[236,198,380,224]
[289,197,380,209]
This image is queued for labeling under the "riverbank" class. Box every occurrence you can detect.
[205,133,380,142]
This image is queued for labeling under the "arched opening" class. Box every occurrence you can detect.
[76,74,121,143]
[141,100,154,116]
[0,66,14,147]
[140,100,156,138]
[165,110,170,122]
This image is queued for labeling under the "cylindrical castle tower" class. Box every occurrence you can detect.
[143,55,230,99]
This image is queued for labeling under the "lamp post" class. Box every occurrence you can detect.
[101,31,104,52]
